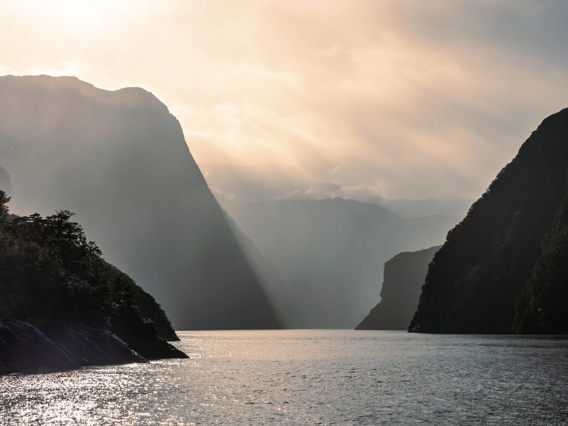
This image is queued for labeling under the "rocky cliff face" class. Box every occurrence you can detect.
[0,75,279,330]
[0,320,144,375]
[410,108,568,334]
[357,246,440,330]
[513,181,568,333]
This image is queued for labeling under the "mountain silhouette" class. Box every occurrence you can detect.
[410,108,568,333]
[220,196,456,328]
[0,75,280,330]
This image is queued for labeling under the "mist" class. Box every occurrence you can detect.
[0,75,279,330]
[220,197,457,328]
[0,74,463,330]
[1,2,568,424]
[1,1,568,203]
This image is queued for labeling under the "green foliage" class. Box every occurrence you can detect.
[0,200,106,324]
[0,191,176,344]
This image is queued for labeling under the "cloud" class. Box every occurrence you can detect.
[1,0,567,200]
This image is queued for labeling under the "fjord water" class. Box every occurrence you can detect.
[1,331,566,424]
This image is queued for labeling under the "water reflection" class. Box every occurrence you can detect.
[1,331,567,424]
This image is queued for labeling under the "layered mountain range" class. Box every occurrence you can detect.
[410,108,568,334]
[220,197,456,328]
[0,75,279,330]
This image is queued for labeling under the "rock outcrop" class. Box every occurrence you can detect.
[357,246,440,330]
[410,108,568,334]
[0,320,143,375]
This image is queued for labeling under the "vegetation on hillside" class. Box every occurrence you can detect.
[410,107,568,333]
[0,191,181,358]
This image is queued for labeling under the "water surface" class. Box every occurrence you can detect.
[1,330,567,424]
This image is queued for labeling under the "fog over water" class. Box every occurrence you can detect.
[221,197,457,328]
[1,331,566,425]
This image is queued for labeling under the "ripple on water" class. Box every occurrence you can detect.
[0,330,567,424]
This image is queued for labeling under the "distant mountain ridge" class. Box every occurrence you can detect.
[219,196,456,328]
[357,246,440,330]
[361,195,471,218]
[410,107,568,334]
[0,75,280,330]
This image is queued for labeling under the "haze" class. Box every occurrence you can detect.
[2,0,567,202]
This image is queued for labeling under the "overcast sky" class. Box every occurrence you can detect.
[2,0,568,201]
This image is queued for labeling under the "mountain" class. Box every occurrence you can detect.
[0,193,186,375]
[363,196,471,219]
[219,197,457,328]
[410,108,568,334]
[357,246,441,330]
[0,75,280,330]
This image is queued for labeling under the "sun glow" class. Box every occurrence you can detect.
[2,1,568,201]
[19,0,141,33]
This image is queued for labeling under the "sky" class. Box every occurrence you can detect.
[1,0,568,201]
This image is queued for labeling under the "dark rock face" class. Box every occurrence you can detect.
[410,108,568,334]
[357,246,440,330]
[0,75,279,330]
[0,320,78,375]
[0,320,144,375]
[513,187,568,333]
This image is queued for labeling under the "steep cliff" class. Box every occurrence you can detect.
[0,75,279,330]
[357,246,440,330]
[410,108,568,334]
[513,187,568,333]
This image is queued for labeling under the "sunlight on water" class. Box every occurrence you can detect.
[1,331,567,424]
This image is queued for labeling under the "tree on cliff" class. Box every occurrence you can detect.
[0,190,181,358]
